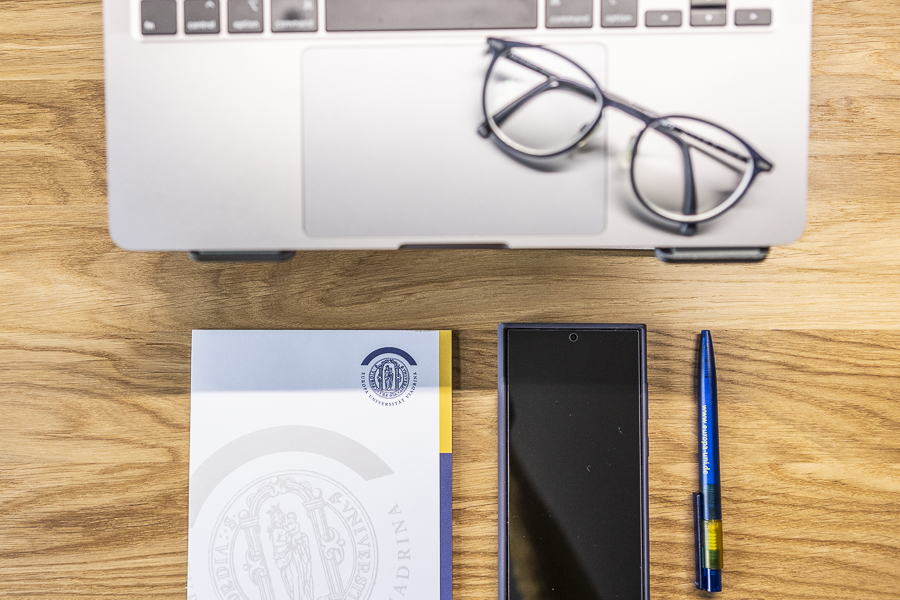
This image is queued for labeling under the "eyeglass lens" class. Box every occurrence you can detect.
[631,117,753,222]
[484,47,602,156]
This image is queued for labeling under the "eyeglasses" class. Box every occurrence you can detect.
[477,38,774,235]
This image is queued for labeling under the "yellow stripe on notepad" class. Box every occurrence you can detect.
[439,330,452,454]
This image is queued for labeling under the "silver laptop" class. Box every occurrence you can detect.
[103,0,811,256]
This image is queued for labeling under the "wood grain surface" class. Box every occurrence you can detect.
[1,1,899,598]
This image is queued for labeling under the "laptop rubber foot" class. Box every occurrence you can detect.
[188,251,296,262]
[655,247,769,263]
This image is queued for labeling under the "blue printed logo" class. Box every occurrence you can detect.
[360,347,418,406]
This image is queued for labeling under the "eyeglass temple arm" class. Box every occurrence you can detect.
[679,140,698,236]
[605,93,772,177]
[477,78,596,138]
[673,126,773,174]
[580,91,773,179]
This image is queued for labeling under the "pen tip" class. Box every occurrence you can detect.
[699,331,714,376]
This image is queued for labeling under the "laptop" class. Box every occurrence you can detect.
[103,0,811,258]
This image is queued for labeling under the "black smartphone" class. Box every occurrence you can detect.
[498,324,649,600]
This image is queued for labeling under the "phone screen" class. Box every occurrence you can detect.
[501,326,648,600]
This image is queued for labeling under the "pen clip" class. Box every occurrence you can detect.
[693,492,703,590]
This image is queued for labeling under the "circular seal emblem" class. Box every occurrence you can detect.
[209,471,378,600]
[367,357,410,400]
[360,347,419,406]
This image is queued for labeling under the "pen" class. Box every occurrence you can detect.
[694,330,723,592]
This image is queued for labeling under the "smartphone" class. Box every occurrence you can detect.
[498,324,649,600]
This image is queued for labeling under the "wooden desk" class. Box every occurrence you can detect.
[1,1,898,597]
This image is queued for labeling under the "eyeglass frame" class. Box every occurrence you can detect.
[477,37,774,232]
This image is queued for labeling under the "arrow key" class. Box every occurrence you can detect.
[735,8,771,26]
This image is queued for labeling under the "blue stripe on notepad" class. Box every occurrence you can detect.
[440,452,452,600]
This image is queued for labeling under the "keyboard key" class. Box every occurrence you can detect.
[272,0,318,32]
[547,0,592,28]
[735,9,771,25]
[691,8,726,26]
[228,0,263,33]
[185,0,220,34]
[141,0,177,35]
[601,0,637,27]
[691,0,725,6]
[646,10,681,27]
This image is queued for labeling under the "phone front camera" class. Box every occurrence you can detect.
[569,333,578,342]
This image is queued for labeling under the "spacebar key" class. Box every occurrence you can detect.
[325,0,537,31]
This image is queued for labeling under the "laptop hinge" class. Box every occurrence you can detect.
[188,251,295,262]
[655,247,769,263]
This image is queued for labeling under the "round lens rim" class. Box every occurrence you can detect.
[629,116,756,225]
[482,43,606,159]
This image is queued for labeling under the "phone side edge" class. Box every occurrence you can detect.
[497,323,510,600]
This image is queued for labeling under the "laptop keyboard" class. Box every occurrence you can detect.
[140,0,773,36]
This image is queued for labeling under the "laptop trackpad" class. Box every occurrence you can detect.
[302,43,607,239]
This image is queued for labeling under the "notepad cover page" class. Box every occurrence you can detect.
[188,330,452,600]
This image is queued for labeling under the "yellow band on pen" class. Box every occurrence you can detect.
[702,519,724,570]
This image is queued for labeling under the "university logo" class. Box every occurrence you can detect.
[208,471,378,600]
[360,347,418,406]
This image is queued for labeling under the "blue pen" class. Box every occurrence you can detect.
[694,330,723,592]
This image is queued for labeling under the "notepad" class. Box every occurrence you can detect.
[187,330,452,600]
